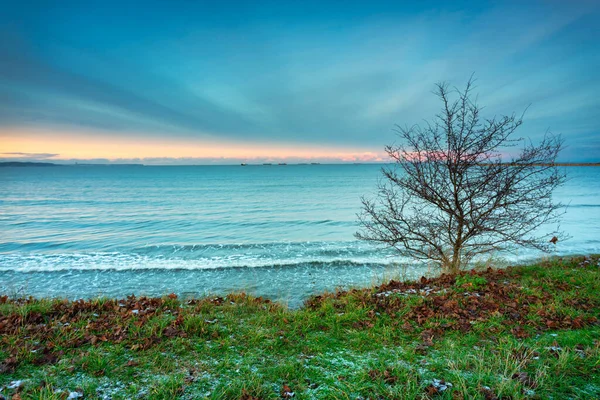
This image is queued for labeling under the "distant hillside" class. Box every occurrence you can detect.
[508,162,600,167]
[72,163,144,167]
[478,162,600,167]
[0,161,60,167]
[549,163,600,167]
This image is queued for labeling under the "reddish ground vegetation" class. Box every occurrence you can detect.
[1,257,598,379]
[0,293,274,373]
[306,264,598,341]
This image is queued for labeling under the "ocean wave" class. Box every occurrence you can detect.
[0,257,404,273]
[128,241,384,254]
[0,244,401,272]
[2,239,597,273]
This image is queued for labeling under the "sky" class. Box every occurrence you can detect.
[1,0,599,164]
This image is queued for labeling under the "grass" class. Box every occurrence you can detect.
[1,255,599,399]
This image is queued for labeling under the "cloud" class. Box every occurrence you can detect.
[1,152,59,159]
[0,1,598,159]
[0,155,389,166]
[0,41,263,139]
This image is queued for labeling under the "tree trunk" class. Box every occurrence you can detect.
[449,249,461,274]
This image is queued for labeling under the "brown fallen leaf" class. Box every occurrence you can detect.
[0,357,18,373]
[239,389,261,400]
[425,384,439,396]
[281,384,294,398]
[511,372,537,388]
[479,386,499,400]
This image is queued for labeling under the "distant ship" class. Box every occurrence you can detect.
[310,162,321,165]
[263,163,272,165]
[278,163,287,165]
[240,163,247,166]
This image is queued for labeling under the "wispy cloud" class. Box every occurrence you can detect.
[0,155,390,166]
[0,0,598,160]
[1,152,59,159]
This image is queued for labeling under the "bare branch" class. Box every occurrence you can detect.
[356,77,568,273]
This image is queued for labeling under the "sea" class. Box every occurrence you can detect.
[1,164,598,307]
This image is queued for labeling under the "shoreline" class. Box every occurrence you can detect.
[3,161,600,167]
[0,254,588,308]
[1,255,598,399]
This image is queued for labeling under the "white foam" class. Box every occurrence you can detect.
[0,251,400,272]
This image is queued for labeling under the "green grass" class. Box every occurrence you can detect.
[1,256,599,399]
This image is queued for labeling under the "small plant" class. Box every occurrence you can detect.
[454,274,488,291]
[356,77,567,274]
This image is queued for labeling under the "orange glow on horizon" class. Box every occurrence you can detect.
[0,129,388,163]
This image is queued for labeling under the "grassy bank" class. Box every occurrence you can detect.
[1,256,599,399]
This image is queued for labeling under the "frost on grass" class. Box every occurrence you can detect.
[577,384,600,397]
[304,347,435,395]
[430,378,453,392]
[6,380,24,390]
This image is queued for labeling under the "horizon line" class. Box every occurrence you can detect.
[2,160,600,167]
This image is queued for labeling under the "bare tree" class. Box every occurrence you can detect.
[356,78,567,274]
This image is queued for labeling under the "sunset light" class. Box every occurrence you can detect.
[1,1,599,396]
[0,128,387,163]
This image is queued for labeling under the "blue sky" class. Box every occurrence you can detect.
[1,0,599,163]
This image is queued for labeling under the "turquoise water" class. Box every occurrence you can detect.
[1,165,598,306]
